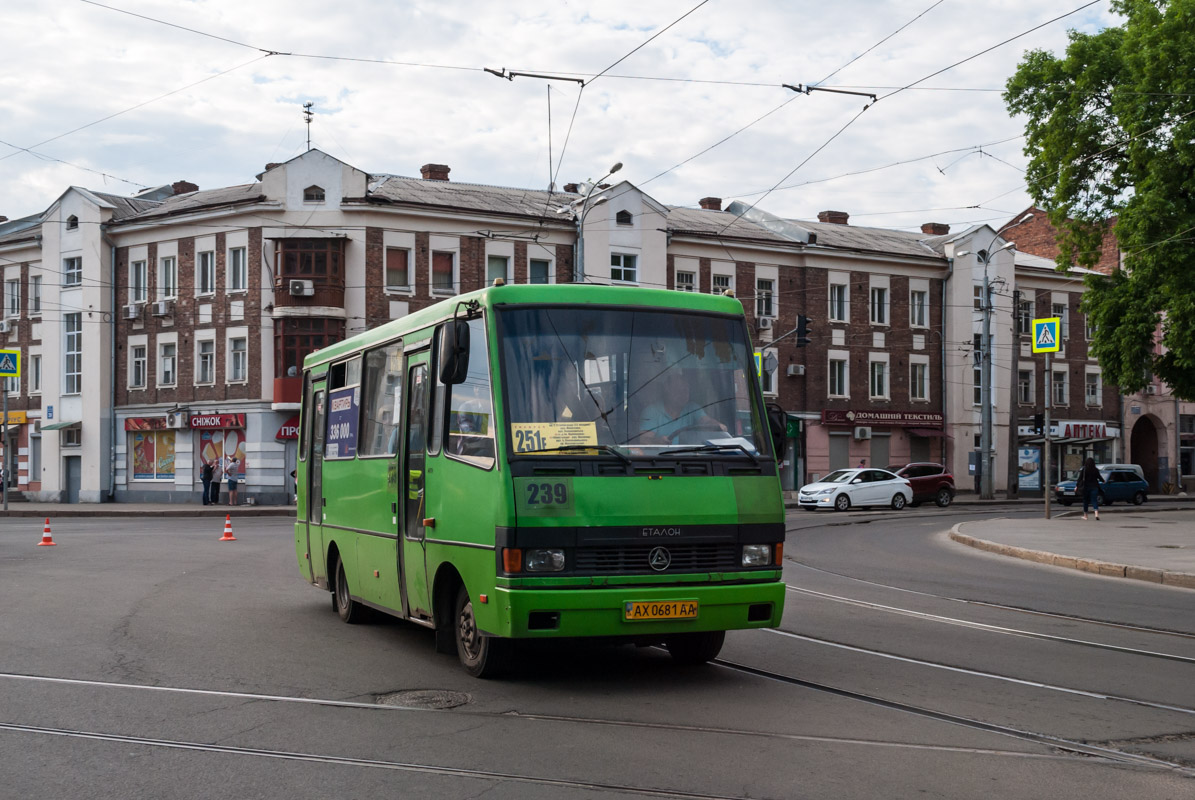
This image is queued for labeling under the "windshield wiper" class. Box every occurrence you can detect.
[518,444,632,465]
[657,443,759,464]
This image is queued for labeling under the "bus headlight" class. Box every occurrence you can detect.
[741,544,771,567]
[525,548,566,572]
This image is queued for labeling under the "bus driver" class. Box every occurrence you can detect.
[634,367,727,445]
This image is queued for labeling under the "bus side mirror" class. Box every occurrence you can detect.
[439,320,470,385]
[766,402,786,457]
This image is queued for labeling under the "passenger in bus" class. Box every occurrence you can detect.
[634,367,727,445]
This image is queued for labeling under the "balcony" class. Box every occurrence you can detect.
[273,376,302,409]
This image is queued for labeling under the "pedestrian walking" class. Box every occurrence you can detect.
[225,455,240,506]
[200,458,215,505]
[1078,457,1103,521]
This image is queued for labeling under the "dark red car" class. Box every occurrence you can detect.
[884,463,955,507]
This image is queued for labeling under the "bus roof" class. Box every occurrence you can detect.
[303,283,747,371]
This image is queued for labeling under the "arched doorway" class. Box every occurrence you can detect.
[1130,416,1161,490]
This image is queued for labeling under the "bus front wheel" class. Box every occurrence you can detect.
[455,586,511,678]
[666,630,725,665]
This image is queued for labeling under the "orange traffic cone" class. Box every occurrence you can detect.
[38,518,56,546]
[219,514,237,542]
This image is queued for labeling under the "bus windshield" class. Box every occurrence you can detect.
[500,306,767,457]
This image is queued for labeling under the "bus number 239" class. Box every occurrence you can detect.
[526,482,568,506]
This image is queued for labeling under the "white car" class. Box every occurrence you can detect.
[798,468,913,512]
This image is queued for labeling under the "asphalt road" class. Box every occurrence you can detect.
[0,509,1192,799]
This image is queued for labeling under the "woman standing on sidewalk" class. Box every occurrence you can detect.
[1079,457,1103,521]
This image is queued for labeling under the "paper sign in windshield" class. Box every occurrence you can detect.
[511,422,597,453]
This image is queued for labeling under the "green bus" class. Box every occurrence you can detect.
[295,283,786,676]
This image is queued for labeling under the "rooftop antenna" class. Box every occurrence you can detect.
[303,102,314,151]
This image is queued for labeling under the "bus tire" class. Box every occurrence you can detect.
[455,586,511,678]
[333,557,366,624]
[666,630,725,665]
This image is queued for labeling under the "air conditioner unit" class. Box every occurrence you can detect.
[123,304,140,320]
[0,320,10,334]
[1145,385,1157,395]
[289,279,315,297]
[757,317,774,330]
[152,300,171,317]
[786,364,805,377]
[853,426,872,440]
[166,410,189,429]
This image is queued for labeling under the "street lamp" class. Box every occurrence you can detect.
[956,239,1016,500]
[558,162,622,283]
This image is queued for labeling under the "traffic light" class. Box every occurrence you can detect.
[796,314,811,348]
[1032,412,1044,434]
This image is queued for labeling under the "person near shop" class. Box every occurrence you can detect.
[200,458,216,505]
[225,455,240,506]
[1078,456,1103,521]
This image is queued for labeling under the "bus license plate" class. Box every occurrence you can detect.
[624,600,698,621]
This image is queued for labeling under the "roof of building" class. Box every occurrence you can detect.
[365,175,580,220]
[117,183,263,222]
[0,213,43,245]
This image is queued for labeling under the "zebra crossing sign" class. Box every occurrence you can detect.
[0,349,20,378]
[1032,318,1061,353]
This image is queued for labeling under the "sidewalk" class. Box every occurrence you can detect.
[951,507,1195,590]
[0,502,296,518]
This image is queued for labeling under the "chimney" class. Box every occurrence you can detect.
[0,216,8,224]
[921,222,950,235]
[817,210,849,225]
[264,162,282,172]
[172,181,199,195]
[699,197,722,211]
[420,163,451,181]
[563,183,580,194]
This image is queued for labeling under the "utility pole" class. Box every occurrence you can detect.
[303,102,314,151]
[1006,289,1021,498]
[1044,350,1052,519]
[981,266,994,499]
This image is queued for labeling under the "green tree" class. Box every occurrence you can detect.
[1005,0,1195,399]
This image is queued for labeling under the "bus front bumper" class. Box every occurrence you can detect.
[488,580,786,639]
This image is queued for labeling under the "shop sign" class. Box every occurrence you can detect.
[821,409,944,427]
[190,413,246,429]
[2,411,27,425]
[125,417,168,431]
[1017,420,1120,439]
[276,415,300,440]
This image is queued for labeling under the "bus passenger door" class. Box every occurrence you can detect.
[305,381,328,583]
[402,353,433,619]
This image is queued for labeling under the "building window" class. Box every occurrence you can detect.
[829,359,847,397]
[130,430,176,481]
[486,255,509,286]
[197,251,216,295]
[131,260,148,303]
[756,278,774,318]
[1018,369,1034,404]
[529,258,551,285]
[159,342,177,386]
[711,274,731,295]
[910,363,927,401]
[64,313,82,393]
[5,279,18,317]
[1085,371,1101,406]
[432,251,455,293]
[274,317,345,379]
[62,427,81,448]
[910,290,927,327]
[1053,302,1069,339]
[1053,369,1068,406]
[230,338,247,383]
[197,340,214,385]
[829,283,847,322]
[385,248,411,291]
[66,215,78,230]
[1018,299,1033,335]
[30,276,41,315]
[229,247,247,292]
[869,287,887,325]
[869,360,887,399]
[131,345,147,388]
[1085,315,1096,341]
[160,257,177,300]
[615,210,633,226]
[276,239,344,281]
[675,271,695,292]
[303,185,325,203]
[1,375,16,395]
[611,253,638,283]
[30,354,41,393]
[973,284,984,311]
[63,257,82,288]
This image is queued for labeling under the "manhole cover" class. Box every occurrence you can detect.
[376,689,471,709]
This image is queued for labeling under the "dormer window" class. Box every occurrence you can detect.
[303,185,325,203]
[66,215,79,230]
[615,210,633,226]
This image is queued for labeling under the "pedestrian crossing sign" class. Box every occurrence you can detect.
[0,349,19,378]
[1032,318,1061,353]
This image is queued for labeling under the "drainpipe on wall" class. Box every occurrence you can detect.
[104,234,117,501]
[941,260,951,465]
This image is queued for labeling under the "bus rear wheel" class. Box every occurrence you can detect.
[455,586,511,678]
[666,631,725,665]
[333,557,366,624]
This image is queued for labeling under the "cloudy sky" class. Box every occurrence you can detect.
[1,0,1115,232]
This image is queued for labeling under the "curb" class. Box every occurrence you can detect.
[1,508,295,519]
[948,523,1195,591]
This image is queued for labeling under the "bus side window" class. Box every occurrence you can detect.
[446,316,495,467]
[428,327,446,455]
[359,342,403,457]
